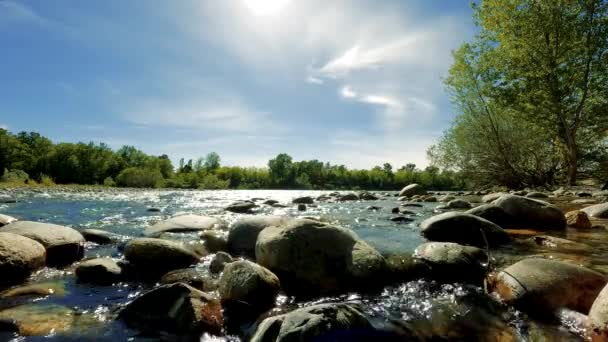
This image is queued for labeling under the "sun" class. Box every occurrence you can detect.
[243,0,290,16]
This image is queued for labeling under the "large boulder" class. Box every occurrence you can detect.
[447,199,472,209]
[482,192,507,203]
[581,202,608,218]
[124,238,200,276]
[255,218,386,296]
[251,303,374,342]
[493,195,566,230]
[160,268,217,292]
[1,221,84,266]
[209,252,233,274]
[488,258,606,315]
[118,283,223,337]
[81,229,122,244]
[419,212,510,247]
[399,184,426,197]
[219,260,280,313]
[0,232,46,285]
[588,283,608,339]
[0,214,17,227]
[565,210,592,229]
[227,216,291,259]
[143,214,223,237]
[75,258,122,285]
[465,204,513,228]
[413,242,487,284]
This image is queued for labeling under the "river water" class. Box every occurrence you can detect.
[0,188,605,341]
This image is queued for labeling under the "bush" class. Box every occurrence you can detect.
[198,174,229,190]
[103,176,116,187]
[1,169,29,183]
[115,167,164,188]
[39,174,55,186]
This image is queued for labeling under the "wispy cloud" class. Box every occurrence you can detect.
[0,1,49,26]
[305,76,323,84]
[0,123,8,130]
[340,85,357,99]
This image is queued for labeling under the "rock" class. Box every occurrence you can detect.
[565,210,592,229]
[219,260,280,314]
[338,193,359,201]
[297,204,307,211]
[593,190,608,198]
[1,281,66,298]
[447,199,472,209]
[124,238,200,276]
[530,235,591,252]
[81,229,122,244]
[419,212,510,247]
[553,187,566,196]
[399,184,427,197]
[225,201,258,213]
[160,268,217,292]
[482,192,507,203]
[571,198,597,204]
[210,252,233,274]
[0,221,84,266]
[255,218,386,296]
[75,258,122,285]
[143,214,223,237]
[384,255,432,283]
[0,233,46,285]
[199,231,227,253]
[359,192,379,200]
[146,207,161,212]
[251,303,373,342]
[588,283,608,339]
[0,214,17,227]
[526,192,548,199]
[0,304,102,336]
[577,192,593,197]
[439,195,456,203]
[465,204,513,228]
[292,196,314,204]
[401,203,423,207]
[493,195,566,230]
[227,216,291,259]
[581,203,608,218]
[513,190,528,196]
[118,283,223,337]
[488,258,606,315]
[366,206,381,211]
[263,199,278,205]
[391,207,400,214]
[390,216,413,223]
[424,196,438,202]
[414,242,487,284]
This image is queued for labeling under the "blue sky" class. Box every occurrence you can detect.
[0,0,475,168]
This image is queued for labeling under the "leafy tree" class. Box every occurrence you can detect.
[204,152,221,171]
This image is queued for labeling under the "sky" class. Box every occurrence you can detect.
[0,0,475,169]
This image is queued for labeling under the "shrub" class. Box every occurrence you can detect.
[1,169,29,183]
[103,176,116,187]
[115,167,164,188]
[39,174,56,186]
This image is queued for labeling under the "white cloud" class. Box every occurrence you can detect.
[340,85,357,99]
[305,76,323,84]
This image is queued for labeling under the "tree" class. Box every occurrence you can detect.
[268,153,294,187]
[473,0,608,184]
[204,152,221,172]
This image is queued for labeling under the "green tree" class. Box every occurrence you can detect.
[268,153,294,188]
[204,152,221,172]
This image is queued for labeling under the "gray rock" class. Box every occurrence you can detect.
[338,193,359,201]
[75,258,122,285]
[199,231,227,253]
[297,204,307,211]
[571,198,597,204]
[581,202,608,218]
[209,252,233,274]
[399,184,426,197]
[588,283,608,339]
[359,192,379,200]
[262,199,278,205]
[493,195,566,230]
[414,242,487,284]
[390,216,413,223]
[143,214,223,237]
[219,260,280,312]
[447,199,472,209]
[225,201,258,214]
[159,268,217,292]
[292,196,314,204]
[0,232,46,285]
[465,204,513,228]
[124,238,200,275]
[251,303,373,342]
[489,258,606,315]
[81,229,122,244]
[419,212,510,247]
[1,221,84,266]
[482,192,507,203]
[255,218,386,296]
[438,195,456,203]
[227,216,291,259]
[0,214,17,227]
[526,192,548,199]
[118,283,223,337]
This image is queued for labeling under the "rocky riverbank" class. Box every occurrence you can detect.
[1,186,608,340]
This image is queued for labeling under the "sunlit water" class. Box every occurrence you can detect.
[0,189,605,341]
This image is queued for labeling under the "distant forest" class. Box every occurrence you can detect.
[0,129,465,190]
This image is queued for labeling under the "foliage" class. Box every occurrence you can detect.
[115,167,164,188]
[1,169,29,183]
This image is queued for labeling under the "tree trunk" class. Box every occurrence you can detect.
[565,134,578,185]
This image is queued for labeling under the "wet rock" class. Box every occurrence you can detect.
[143,214,224,237]
[577,192,593,197]
[401,203,423,208]
[553,187,566,196]
[0,281,66,298]
[338,193,359,201]
[359,192,379,200]
[565,210,592,229]
[588,283,608,339]
[493,195,566,230]
[225,201,258,213]
[465,204,513,228]
[160,268,217,292]
[513,190,528,196]
[227,216,291,259]
[297,204,307,211]
[420,212,510,247]
[118,283,223,337]
[424,196,438,202]
[526,192,548,199]
[0,214,17,227]
[399,184,427,197]
[571,198,597,204]
[146,207,161,212]
[251,303,373,342]
[199,231,227,253]
[292,196,314,204]
[391,216,413,223]
[384,255,432,283]
[219,260,280,314]
[391,207,400,214]
[124,238,200,276]
[272,203,288,208]
[581,202,608,218]
[210,252,233,274]
[81,229,122,244]
[367,206,381,211]
[262,199,278,205]
[530,235,591,252]
[438,195,456,203]
[482,192,507,203]
[0,232,46,285]
[488,258,606,315]
[255,218,386,296]
[593,190,608,198]
[75,258,122,285]
[0,304,102,336]
[447,199,472,209]
[414,242,487,284]
[0,221,84,266]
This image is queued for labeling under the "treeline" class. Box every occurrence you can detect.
[429,0,608,189]
[0,129,465,190]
